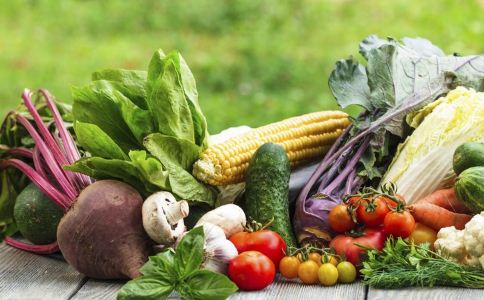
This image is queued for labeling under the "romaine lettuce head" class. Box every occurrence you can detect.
[381,86,484,203]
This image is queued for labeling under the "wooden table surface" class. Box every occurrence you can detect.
[1,242,482,300]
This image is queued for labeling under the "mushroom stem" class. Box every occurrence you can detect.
[164,200,189,225]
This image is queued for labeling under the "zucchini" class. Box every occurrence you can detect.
[453,142,484,175]
[14,183,64,245]
[245,143,297,248]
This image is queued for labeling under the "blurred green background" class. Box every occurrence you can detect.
[1,0,483,133]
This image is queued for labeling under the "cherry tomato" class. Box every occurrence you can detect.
[408,222,436,247]
[330,228,386,266]
[318,263,339,286]
[308,252,322,266]
[337,261,357,283]
[230,230,286,268]
[356,197,390,227]
[383,210,415,238]
[329,204,356,233]
[323,254,339,266]
[228,251,276,291]
[298,260,319,284]
[279,256,300,279]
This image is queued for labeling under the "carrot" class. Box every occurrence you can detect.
[408,202,472,231]
[415,188,469,214]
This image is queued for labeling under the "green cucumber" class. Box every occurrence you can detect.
[454,166,484,214]
[245,143,297,248]
[14,183,64,245]
[453,142,484,175]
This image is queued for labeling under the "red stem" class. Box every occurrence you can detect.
[2,147,33,159]
[39,89,92,188]
[0,159,69,211]
[32,146,49,180]
[16,114,77,203]
[5,237,59,254]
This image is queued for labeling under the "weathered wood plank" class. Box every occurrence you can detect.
[368,287,484,300]
[0,242,85,300]
[71,279,123,300]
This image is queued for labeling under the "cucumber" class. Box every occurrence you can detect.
[245,143,297,248]
[453,142,484,175]
[454,166,484,214]
[14,183,64,245]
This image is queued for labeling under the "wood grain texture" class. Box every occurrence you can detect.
[71,279,123,300]
[368,287,484,300]
[0,242,85,300]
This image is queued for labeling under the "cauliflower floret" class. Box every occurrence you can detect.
[434,226,467,262]
[463,212,484,258]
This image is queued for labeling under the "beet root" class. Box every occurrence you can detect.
[57,180,151,279]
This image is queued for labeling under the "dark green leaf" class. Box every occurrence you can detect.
[174,226,204,278]
[117,276,173,300]
[74,121,128,160]
[140,250,177,281]
[329,58,371,110]
[180,270,238,300]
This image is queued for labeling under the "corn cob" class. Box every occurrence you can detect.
[193,111,350,186]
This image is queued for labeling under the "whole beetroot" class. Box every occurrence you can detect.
[57,180,151,279]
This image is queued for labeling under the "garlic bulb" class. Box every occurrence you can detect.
[195,204,246,238]
[201,223,238,273]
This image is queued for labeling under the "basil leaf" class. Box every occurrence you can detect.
[174,226,204,278]
[117,275,173,300]
[140,250,177,280]
[180,270,238,300]
[74,121,128,160]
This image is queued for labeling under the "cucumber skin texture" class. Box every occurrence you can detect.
[14,183,64,245]
[245,143,297,248]
[453,142,484,175]
[454,166,484,214]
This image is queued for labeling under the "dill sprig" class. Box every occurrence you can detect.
[361,237,484,289]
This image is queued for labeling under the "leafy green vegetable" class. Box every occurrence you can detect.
[361,238,484,289]
[380,87,484,203]
[117,227,238,300]
[69,49,215,205]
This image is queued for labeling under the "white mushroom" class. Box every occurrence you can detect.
[142,191,189,245]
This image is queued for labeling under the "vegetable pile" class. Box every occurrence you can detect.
[0,34,483,298]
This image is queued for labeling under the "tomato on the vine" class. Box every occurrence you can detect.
[383,210,415,238]
[279,256,300,279]
[329,228,386,266]
[329,204,356,233]
[308,252,322,266]
[298,260,319,284]
[230,229,286,268]
[356,196,390,227]
[228,251,276,291]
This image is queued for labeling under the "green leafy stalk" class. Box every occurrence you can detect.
[117,227,238,300]
[361,238,484,289]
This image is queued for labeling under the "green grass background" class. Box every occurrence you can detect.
[1,0,483,133]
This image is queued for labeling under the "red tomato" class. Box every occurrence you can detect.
[329,228,386,266]
[230,230,286,268]
[328,204,356,233]
[228,251,276,291]
[356,197,390,227]
[383,210,415,238]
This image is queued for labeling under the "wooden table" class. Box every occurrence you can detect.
[1,243,482,300]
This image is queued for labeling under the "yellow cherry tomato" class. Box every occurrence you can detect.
[409,223,437,248]
[298,260,319,284]
[279,256,300,279]
[318,263,339,286]
[336,261,357,283]
[308,252,322,266]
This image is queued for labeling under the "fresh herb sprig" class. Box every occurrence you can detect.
[361,237,484,289]
[117,227,238,300]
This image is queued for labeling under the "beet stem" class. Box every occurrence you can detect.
[2,147,33,159]
[5,237,59,254]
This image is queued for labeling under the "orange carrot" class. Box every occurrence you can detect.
[408,202,472,231]
[415,188,469,214]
